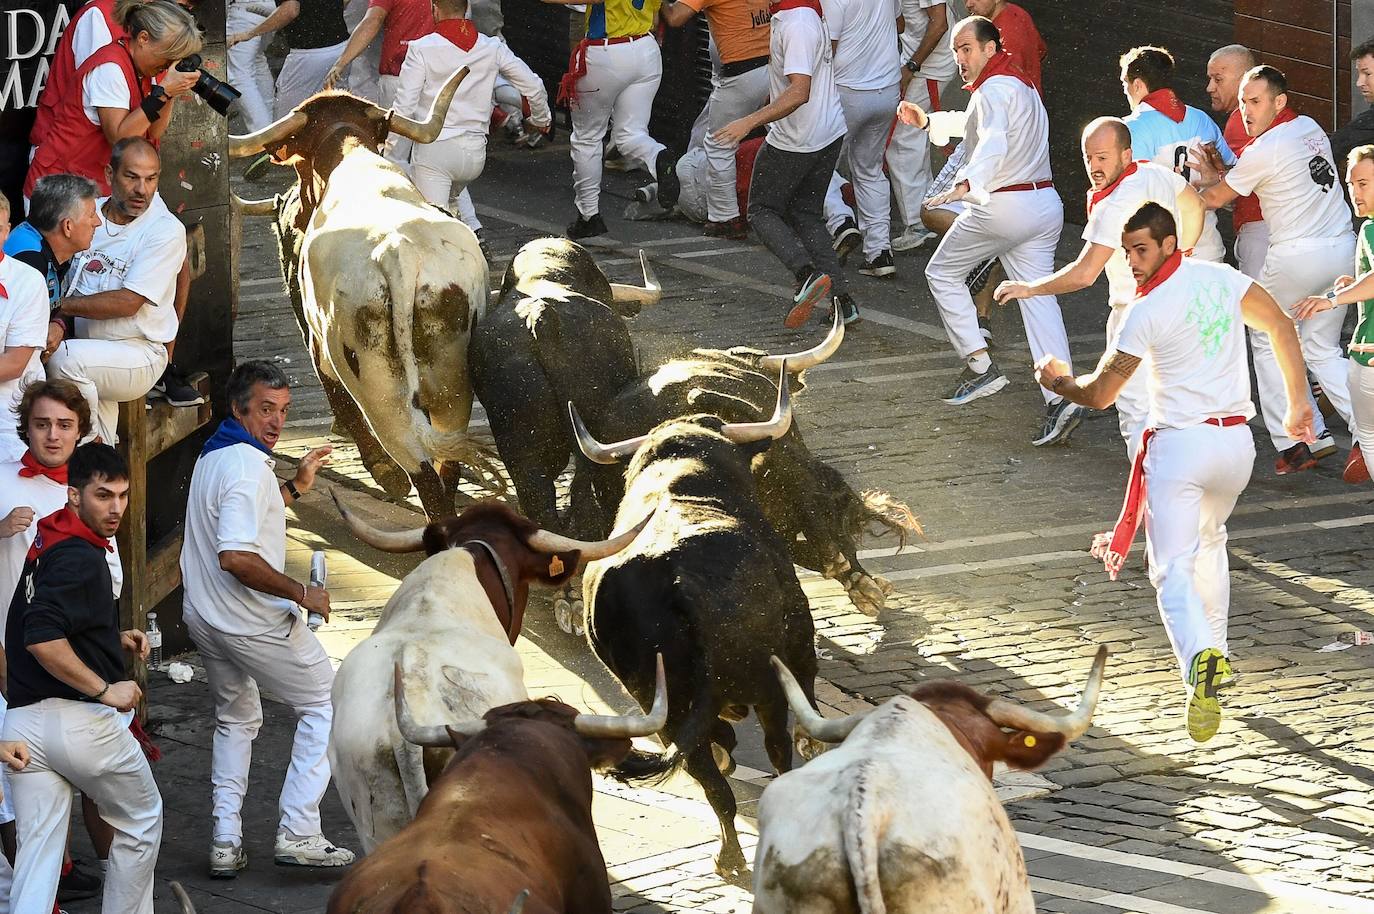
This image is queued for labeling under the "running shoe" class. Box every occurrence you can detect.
[567,213,608,240]
[831,293,861,326]
[1185,648,1230,743]
[704,217,748,240]
[831,218,862,265]
[1032,398,1083,447]
[152,366,206,408]
[1311,430,1337,460]
[1346,442,1370,484]
[941,362,1008,405]
[209,840,247,879]
[786,272,832,328]
[1275,441,1318,475]
[274,833,356,868]
[655,150,681,209]
[891,224,935,252]
[859,250,896,278]
[57,861,102,902]
[966,258,998,295]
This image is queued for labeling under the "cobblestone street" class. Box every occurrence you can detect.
[85,141,1374,913]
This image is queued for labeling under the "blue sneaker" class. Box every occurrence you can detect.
[1032,398,1083,447]
[942,361,1008,405]
[786,272,832,328]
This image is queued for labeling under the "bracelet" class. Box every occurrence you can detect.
[300,581,307,605]
[92,682,110,700]
[140,89,168,122]
[283,478,301,500]
[1050,374,1068,392]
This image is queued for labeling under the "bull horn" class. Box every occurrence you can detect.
[228,110,308,158]
[759,307,844,373]
[509,890,530,914]
[720,363,792,443]
[526,510,652,561]
[394,663,484,747]
[772,656,868,743]
[331,489,426,553]
[609,251,661,307]
[388,66,469,143]
[231,193,276,216]
[569,403,646,465]
[574,655,668,738]
[984,646,1108,740]
[171,882,197,914]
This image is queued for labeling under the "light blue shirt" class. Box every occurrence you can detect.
[1125,103,1235,183]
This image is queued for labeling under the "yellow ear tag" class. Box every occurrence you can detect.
[548,556,565,576]
[1023,735,1037,748]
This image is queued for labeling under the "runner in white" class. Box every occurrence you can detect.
[995,117,1214,456]
[1197,65,1359,473]
[901,15,1077,446]
[1033,201,1313,743]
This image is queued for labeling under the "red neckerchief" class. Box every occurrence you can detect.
[26,506,113,562]
[435,18,478,52]
[1258,106,1299,137]
[1135,248,1183,298]
[1087,162,1139,215]
[769,0,823,15]
[1090,428,1156,580]
[0,251,6,300]
[965,50,1035,92]
[18,451,67,485]
[1141,88,1185,123]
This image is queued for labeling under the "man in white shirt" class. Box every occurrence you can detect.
[393,0,551,208]
[900,15,1076,446]
[995,117,1213,456]
[1034,202,1313,744]
[181,361,349,878]
[0,197,51,464]
[227,0,279,132]
[886,0,956,251]
[45,139,184,446]
[716,0,854,326]
[1198,65,1360,474]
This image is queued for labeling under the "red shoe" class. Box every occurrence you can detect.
[1344,443,1370,484]
[1275,442,1318,475]
[785,272,832,328]
[704,217,748,240]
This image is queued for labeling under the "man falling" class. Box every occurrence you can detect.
[1034,202,1313,742]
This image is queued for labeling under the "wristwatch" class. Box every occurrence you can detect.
[904,60,919,75]
[283,478,301,499]
[1325,289,1339,303]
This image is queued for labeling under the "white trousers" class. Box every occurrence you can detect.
[412,133,487,208]
[1234,219,1269,281]
[274,41,348,118]
[1251,236,1355,451]
[824,82,899,260]
[454,187,482,231]
[925,188,1071,403]
[887,76,939,230]
[4,700,162,914]
[1105,305,1152,460]
[227,2,276,132]
[184,611,336,843]
[344,0,382,102]
[46,337,167,446]
[1350,358,1374,456]
[570,37,665,217]
[1144,424,1255,681]
[700,64,769,222]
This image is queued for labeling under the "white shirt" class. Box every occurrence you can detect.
[827,0,900,90]
[393,31,551,142]
[1116,257,1257,430]
[765,8,847,154]
[182,442,295,637]
[0,258,50,462]
[1082,162,1222,307]
[0,466,123,642]
[65,194,185,344]
[1224,115,1353,248]
[82,62,132,127]
[70,3,116,69]
[899,0,956,82]
[956,73,1051,205]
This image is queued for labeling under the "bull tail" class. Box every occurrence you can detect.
[843,761,887,914]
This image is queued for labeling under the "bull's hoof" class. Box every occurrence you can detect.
[795,732,827,762]
[719,704,748,723]
[714,848,750,885]
[846,574,887,617]
[711,743,737,776]
[875,574,895,597]
[554,599,575,635]
[366,462,414,500]
[571,599,586,637]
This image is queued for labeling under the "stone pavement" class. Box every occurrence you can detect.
[62,140,1374,913]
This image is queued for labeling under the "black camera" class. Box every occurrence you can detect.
[175,54,241,116]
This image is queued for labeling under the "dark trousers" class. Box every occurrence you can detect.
[748,136,847,294]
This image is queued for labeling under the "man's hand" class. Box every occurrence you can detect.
[1284,399,1316,445]
[994,280,1033,304]
[293,445,333,495]
[324,65,345,90]
[301,584,331,623]
[1034,354,1072,393]
[100,680,142,713]
[0,507,35,539]
[896,99,929,130]
[44,321,64,359]
[926,180,968,208]
[160,66,200,98]
[1334,274,1357,291]
[0,741,29,772]
[712,118,752,150]
[900,66,915,96]
[121,629,150,661]
[1292,295,1335,320]
[1185,143,1226,186]
[228,31,249,47]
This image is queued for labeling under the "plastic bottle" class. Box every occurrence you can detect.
[307,551,327,631]
[147,612,163,669]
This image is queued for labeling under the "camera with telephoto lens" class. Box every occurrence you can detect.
[174,54,241,116]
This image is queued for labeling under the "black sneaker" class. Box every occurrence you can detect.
[1032,397,1083,447]
[966,258,998,295]
[832,218,862,265]
[567,213,608,240]
[153,366,205,408]
[57,861,102,903]
[859,250,895,278]
[655,150,681,209]
[831,293,861,326]
[474,228,493,264]
[978,314,995,351]
[941,361,1008,405]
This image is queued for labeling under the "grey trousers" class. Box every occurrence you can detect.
[748,137,847,294]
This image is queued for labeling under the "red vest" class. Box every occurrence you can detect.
[24,40,150,198]
[30,0,123,148]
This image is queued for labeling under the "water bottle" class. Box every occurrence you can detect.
[147,613,163,669]
[307,551,327,631]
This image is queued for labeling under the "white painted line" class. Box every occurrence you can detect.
[240,276,281,289]
[1030,877,1216,914]
[673,244,762,258]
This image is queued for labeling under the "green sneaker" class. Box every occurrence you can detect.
[1186,648,1230,743]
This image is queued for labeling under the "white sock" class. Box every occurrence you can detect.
[968,352,992,374]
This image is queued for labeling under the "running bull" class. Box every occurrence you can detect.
[573,371,821,880]
[326,660,668,914]
[326,494,650,852]
[229,68,497,517]
[753,647,1108,914]
[589,313,918,616]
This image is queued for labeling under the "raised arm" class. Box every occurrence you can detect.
[995,242,1114,303]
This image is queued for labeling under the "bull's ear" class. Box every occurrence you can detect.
[1000,730,1066,770]
[538,550,581,584]
[443,725,474,751]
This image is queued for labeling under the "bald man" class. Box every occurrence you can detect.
[1206,45,1265,277]
[996,117,1215,455]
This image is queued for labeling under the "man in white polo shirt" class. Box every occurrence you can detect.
[181,360,349,878]
[1198,65,1360,474]
[1034,202,1313,743]
[46,139,183,446]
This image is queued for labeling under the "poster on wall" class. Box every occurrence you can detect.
[0,1,78,220]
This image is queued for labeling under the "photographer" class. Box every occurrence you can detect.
[25,0,202,200]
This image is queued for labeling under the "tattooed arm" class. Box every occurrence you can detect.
[1033,350,1142,410]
